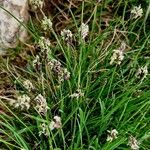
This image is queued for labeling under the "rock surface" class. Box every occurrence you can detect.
[0,0,29,54]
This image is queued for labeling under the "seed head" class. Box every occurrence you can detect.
[38,37,51,53]
[9,94,31,110]
[34,94,49,115]
[106,129,118,142]
[79,23,89,39]
[49,116,62,130]
[39,123,49,136]
[23,80,34,92]
[70,89,84,99]
[128,136,140,150]
[41,16,53,31]
[33,55,42,71]
[131,5,143,19]
[29,0,44,10]
[136,65,148,80]
[110,41,126,65]
[61,29,73,41]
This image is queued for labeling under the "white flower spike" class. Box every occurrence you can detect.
[131,5,143,19]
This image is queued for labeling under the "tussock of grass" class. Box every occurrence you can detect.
[0,0,150,150]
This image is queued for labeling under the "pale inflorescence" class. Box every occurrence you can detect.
[9,94,31,110]
[53,116,62,128]
[38,37,51,53]
[70,89,84,99]
[39,123,49,136]
[79,23,89,39]
[33,55,42,71]
[23,80,34,92]
[106,129,118,142]
[131,5,143,19]
[33,55,40,66]
[49,116,62,130]
[49,121,55,131]
[41,16,53,31]
[110,41,126,65]
[48,59,62,73]
[48,59,70,82]
[59,68,71,81]
[39,116,62,136]
[110,50,124,65]
[29,0,44,10]
[136,65,148,80]
[61,29,73,41]
[128,136,140,150]
[34,94,49,115]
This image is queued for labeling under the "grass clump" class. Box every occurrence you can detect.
[0,0,150,150]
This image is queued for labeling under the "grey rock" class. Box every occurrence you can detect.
[0,0,29,54]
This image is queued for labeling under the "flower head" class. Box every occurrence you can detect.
[33,55,40,66]
[9,94,31,110]
[48,59,70,82]
[106,129,118,142]
[49,121,55,131]
[39,123,49,136]
[29,0,44,10]
[70,89,84,99]
[33,55,42,71]
[128,136,140,150]
[23,80,34,92]
[110,41,126,65]
[61,29,73,41]
[53,116,62,129]
[48,59,62,73]
[34,94,49,115]
[41,16,53,31]
[110,50,124,65]
[38,37,51,53]
[131,5,143,19]
[49,116,62,130]
[136,65,148,80]
[60,68,71,81]
[79,23,89,39]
